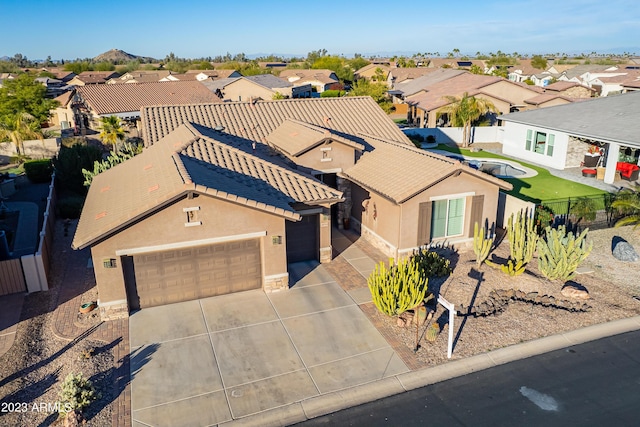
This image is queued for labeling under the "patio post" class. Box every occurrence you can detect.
[604,142,620,184]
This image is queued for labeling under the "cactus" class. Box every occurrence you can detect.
[508,210,537,265]
[473,222,493,269]
[537,225,593,282]
[425,322,440,342]
[494,210,538,276]
[368,257,428,317]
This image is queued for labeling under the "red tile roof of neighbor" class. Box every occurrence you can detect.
[75,81,222,115]
[72,122,343,249]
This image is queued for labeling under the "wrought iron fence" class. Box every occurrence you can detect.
[536,193,619,232]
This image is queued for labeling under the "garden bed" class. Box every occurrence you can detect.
[364,225,640,368]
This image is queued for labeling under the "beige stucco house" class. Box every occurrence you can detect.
[73,97,510,319]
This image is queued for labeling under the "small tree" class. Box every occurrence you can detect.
[98,115,125,151]
[612,189,640,229]
[436,92,498,147]
[0,112,44,155]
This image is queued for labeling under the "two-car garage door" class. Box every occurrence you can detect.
[127,239,261,310]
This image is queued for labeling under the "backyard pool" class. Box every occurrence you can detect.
[465,160,528,178]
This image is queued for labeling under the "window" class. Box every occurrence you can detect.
[431,197,465,239]
[525,130,555,157]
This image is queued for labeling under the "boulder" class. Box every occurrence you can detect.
[612,237,639,262]
[561,282,590,300]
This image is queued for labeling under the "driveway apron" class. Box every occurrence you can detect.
[129,262,407,426]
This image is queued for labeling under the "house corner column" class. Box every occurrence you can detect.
[319,207,332,263]
[604,142,620,184]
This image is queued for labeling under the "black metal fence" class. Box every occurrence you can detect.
[536,193,619,232]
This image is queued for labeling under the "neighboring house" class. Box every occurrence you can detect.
[66,81,221,133]
[67,71,120,86]
[386,67,436,87]
[51,91,75,129]
[507,60,545,84]
[500,91,640,184]
[427,58,486,70]
[354,63,390,81]
[556,64,620,86]
[35,76,66,98]
[622,78,640,93]
[279,69,340,93]
[588,70,640,96]
[388,69,466,116]
[72,96,510,318]
[159,73,199,82]
[404,73,550,128]
[530,73,555,87]
[185,69,243,81]
[542,81,595,98]
[107,70,174,84]
[201,75,312,101]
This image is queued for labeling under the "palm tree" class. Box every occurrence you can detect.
[99,116,125,151]
[436,92,498,147]
[612,189,640,229]
[0,112,44,156]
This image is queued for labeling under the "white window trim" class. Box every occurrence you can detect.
[429,191,475,201]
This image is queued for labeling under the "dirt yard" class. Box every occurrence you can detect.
[364,225,640,367]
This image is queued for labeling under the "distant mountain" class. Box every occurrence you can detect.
[93,49,156,63]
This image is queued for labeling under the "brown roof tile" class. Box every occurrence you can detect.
[72,122,342,249]
[141,97,411,147]
[266,119,365,157]
[341,136,511,203]
[75,81,221,115]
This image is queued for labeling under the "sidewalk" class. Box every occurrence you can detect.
[46,220,131,427]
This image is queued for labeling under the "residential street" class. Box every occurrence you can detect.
[295,330,640,426]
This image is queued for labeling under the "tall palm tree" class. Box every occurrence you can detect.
[0,112,44,156]
[612,189,640,229]
[99,116,125,151]
[436,92,498,147]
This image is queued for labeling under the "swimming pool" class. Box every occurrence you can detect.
[464,160,528,178]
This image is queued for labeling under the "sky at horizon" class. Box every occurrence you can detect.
[2,0,638,61]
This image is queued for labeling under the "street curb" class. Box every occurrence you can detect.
[220,316,640,426]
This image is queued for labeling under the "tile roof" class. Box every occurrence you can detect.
[341,136,511,204]
[543,81,588,92]
[141,96,411,147]
[404,73,506,111]
[391,69,466,96]
[72,122,343,249]
[75,81,221,115]
[279,69,339,84]
[244,74,292,89]
[523,93,573,105]
[501,91,640,145]
[388,67,437,83]
[266,119,365,157]
[54,90,74,107]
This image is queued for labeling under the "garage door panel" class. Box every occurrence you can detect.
[131,239,262,309]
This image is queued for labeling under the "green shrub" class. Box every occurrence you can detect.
[320,90,346,98]
[57,373,100,418]
[57,196,85,219]
[534,205,555,235]
[54,144,102,195]
[368,257,428,316]
[411,248,452,277]
[23,159,53,183]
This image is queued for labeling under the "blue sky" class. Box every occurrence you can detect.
[2,0,638,60]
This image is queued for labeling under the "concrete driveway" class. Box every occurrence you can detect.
[129,262,407,426]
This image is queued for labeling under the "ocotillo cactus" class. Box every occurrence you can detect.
[473,222,493,269]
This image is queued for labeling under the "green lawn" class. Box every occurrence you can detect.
[432,144,608,203]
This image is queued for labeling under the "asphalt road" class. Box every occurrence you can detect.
[295,330,640,427]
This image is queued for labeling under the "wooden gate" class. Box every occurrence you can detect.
[0,259,27,296]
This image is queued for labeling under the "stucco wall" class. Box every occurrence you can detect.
[398,171,501,254]
[90,194,288,316]
[295,141,357,173]
[0,138,60,162]
[501,121,569,170]
[350,183,400,256]
[223,80,284,101]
